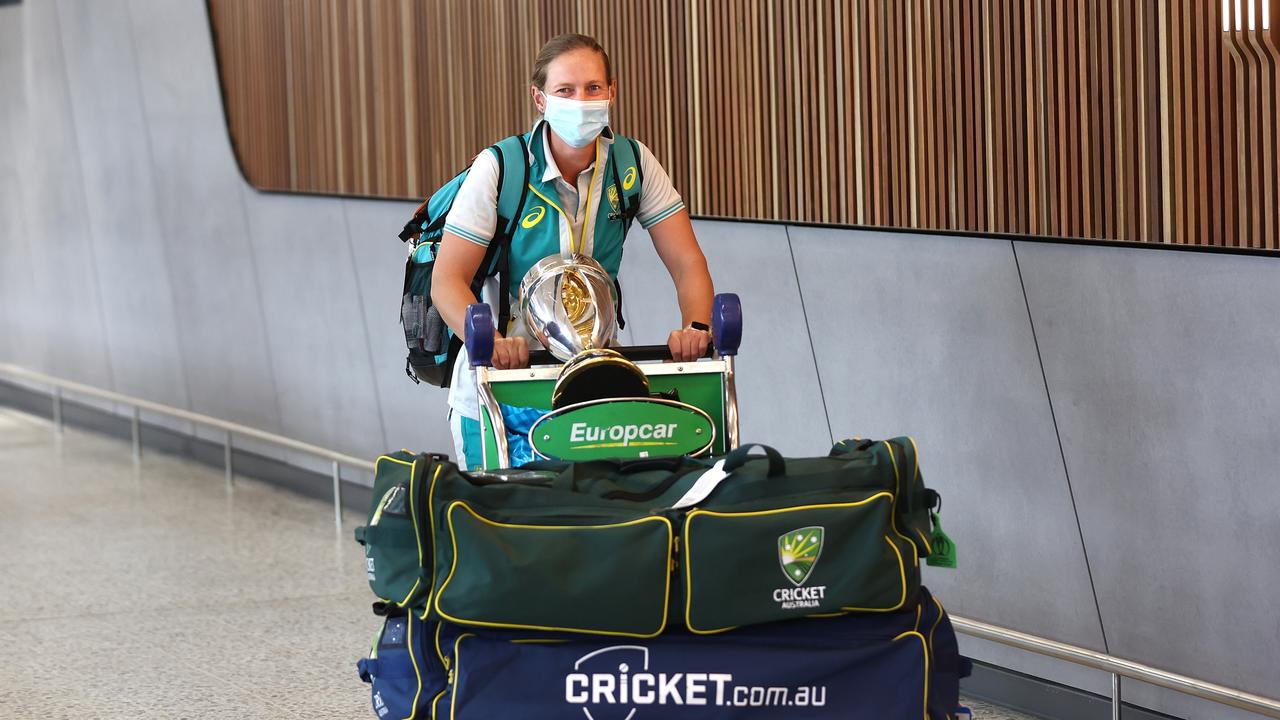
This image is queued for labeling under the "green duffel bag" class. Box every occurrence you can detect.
[679,438,938,633]
[422,438,948,637]
[354,451,440,609]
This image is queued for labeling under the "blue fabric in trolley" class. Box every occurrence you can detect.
[499,403,546,466]
[356,586,969,720]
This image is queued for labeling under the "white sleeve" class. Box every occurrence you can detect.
[631,140,687,229]
[443,150,500,247]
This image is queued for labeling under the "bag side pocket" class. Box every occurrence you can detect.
[361,456,432,607]
[362,517,425,607]
[683,493,916,634]
[432,502,674,637]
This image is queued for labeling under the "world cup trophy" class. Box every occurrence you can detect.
[518,254,650,409]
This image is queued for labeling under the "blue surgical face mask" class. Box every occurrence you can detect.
[539,92,610,148]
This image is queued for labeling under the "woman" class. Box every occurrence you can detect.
[432,33,714,468]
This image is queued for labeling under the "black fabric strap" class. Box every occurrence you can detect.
[495,134,531,336]
[398,201,429,242]
[371,601,407,618]
[614,277,626,330]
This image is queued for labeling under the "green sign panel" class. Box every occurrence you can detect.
[529,399,715,461]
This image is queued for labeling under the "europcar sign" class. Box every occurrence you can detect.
[529,399,715,460]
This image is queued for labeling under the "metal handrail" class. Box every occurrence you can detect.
[3,362,1279,718]
[0,363,374,528]
[951,615,1280,718]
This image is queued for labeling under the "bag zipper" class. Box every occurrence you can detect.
[689,487,894,515]
[450,504,657,525]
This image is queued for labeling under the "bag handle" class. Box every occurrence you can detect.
[832,438,921,516]
[896,438,916,515]
[721,443,786,477]
[666,446,786,509]
[523,457,692,496]
[598,458,703,501]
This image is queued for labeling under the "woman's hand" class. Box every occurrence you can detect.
[667,327,711,362]
[492,335,530,369]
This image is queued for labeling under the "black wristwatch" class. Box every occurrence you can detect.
[688,321,710,333]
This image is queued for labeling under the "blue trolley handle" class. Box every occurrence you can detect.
[712,293,743,357]
[465,303,495,368]
[712,293,743,449]
[465,304,509,469]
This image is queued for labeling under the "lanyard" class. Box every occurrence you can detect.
[525,138,602,256]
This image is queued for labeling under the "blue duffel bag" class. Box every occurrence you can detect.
[356,605,444,719]
[426,587,968,720]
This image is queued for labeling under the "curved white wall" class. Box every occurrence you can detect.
[3,3,1278,718]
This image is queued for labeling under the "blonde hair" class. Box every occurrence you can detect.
[530,33,613,89]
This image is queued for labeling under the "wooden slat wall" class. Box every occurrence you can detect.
[208,0,1280,250]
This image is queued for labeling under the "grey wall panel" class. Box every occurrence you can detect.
[6,0,113,388]
[54,0,189,410]
[0,163,23,365]
[1,0,52,373]
[611,226,682,347]
[617,219,830,456]
[239,190,385,462]
[0,4,27,366]
[125,0,281,433]
[1017,242,1280,710]
[340,198,452,457]
[789,226,1107,652]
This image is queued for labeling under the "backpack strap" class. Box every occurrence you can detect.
[493,135,530,232]
[607,135,644,229]
[398,199,431,242]
[488,135,531,337]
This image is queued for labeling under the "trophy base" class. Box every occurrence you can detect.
[551,348,651,409]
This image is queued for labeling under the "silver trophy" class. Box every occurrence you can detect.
[518,254,649,408]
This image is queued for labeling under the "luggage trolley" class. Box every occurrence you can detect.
[463,293,743,470]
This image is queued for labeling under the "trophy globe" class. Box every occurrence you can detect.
[518,255,650,409]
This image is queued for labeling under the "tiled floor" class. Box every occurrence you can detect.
[0,408,374,719]
[0,406,1040,719]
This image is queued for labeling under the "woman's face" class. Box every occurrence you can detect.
[532,47,614,111]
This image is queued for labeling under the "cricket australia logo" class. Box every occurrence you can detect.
[772,526,827,609]
[778,527,823,585]
[607,184,621,214]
